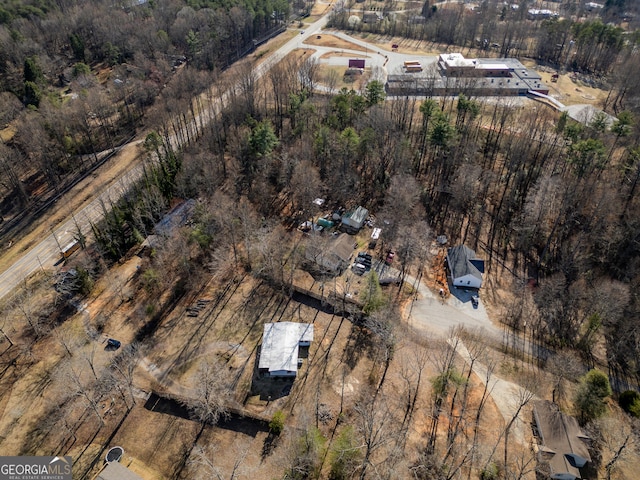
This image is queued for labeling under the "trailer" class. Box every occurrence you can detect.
[369,228,381,249]
[61,241,80,259]
[317,218,335,229]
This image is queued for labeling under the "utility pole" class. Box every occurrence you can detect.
[50,227,63,254]
[36,255,46,276]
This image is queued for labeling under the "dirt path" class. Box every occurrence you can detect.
[453,340,533,446]
[138,342,250,397]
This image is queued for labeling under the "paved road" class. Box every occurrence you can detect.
[0,145,145,298]
[0,13,334,302]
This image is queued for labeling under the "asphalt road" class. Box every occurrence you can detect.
[0,13,334,302]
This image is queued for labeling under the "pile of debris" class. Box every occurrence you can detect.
[430,249,450,298]
[186,298,211,317]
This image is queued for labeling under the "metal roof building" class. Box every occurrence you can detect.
[341,206,369,232]
[388,53,548,96]
[258,322,314,377]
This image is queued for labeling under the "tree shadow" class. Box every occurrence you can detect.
[341,324,376,370]
[261,432,279,460]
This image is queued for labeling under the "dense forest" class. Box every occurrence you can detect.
[0,0,290,229]
[1,0,640,476]
[0,0,639,401]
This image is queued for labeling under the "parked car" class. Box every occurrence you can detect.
[106,338,121,349]
[352,263,366,275]
[471,295,479,309]
[385,250,395,265]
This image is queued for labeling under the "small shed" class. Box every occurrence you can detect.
[96,462,144,480]
[258,322,314,377]
[154,199,196,236]
[533,400,591,480]
[341,206,369,233]
[349,59,365,69]
[446,245,484,289]
[362,12,382,23]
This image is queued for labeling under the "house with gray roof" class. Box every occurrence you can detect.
[446,245,484,289]
[533,400,591,480]
[305,233,354,274]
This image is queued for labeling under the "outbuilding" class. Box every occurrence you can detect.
[446,245,484,289]
[258,322,314,377]
[341,206,369,233]
[96,462,144,480]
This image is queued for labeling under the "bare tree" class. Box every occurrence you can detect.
[109,343,141,409]
[481,379,537,479]
[289,159,324,223]
[324,69,340,95]
[0,312,14,347]
[354,388,400,480]
[282,419,327,480]
[364,306,397,396]
[398,341,429,434]
[587,416,638,480]
[187,444,248,480]
[299,56,319,94]
[426,335,460,455]
[11,280,42,334]
[63,363,104,426]
[546,351,582,405]
[186,357,233,426]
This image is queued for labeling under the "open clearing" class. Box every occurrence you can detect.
[0,247,514,478]
[304,33,367,52]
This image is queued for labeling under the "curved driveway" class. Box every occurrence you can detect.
[404,276,532,445]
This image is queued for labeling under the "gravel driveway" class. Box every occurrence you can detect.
[404,275,534,446]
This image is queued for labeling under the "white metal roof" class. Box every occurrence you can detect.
[259,322,314,375]
[439,53,476,68]
[476,63,510,70]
